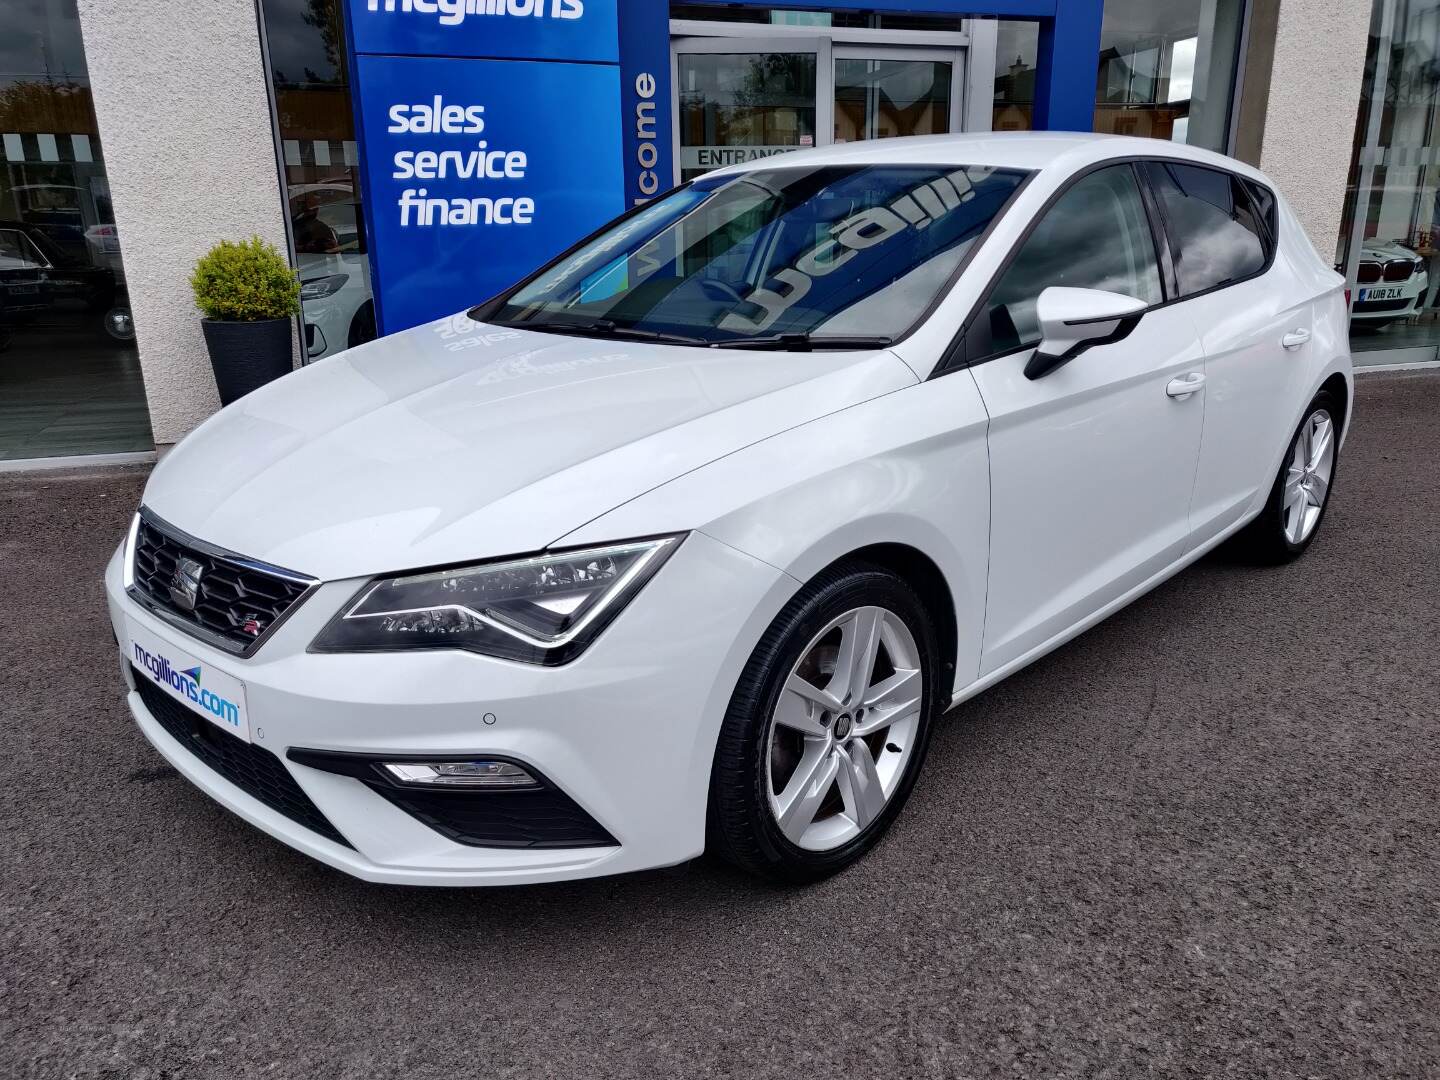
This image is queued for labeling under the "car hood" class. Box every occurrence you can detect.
[1361,241,1420,261]
[143,317,917,580]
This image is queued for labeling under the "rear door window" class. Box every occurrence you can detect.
[1145,161,1268,296]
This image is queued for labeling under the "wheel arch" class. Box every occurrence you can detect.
[823,544,956,705]
[1319,370,1350,438]
[798,540,961,706]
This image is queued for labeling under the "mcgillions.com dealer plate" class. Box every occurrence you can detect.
[127,618,251,742]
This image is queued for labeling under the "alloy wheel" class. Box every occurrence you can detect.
[765,605,924,852]
[1283,408,1335,544]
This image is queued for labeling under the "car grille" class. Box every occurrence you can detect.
[130,512,315,656]
[1383,259,1416,282]
[1356,261,1381,284]
[134,669,352,849]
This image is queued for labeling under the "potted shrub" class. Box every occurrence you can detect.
[190,236,301,405]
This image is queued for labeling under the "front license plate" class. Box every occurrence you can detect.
[126,618,251,741]
[1359,286,1404,301]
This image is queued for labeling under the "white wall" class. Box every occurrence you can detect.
[76,0,290,445]
[1257,0,1373,258]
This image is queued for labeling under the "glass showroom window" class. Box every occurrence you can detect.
[991,20,1038,131]
[1336,0,1440,365]
[1093,0,1244,150]
[259,0,376,361]
[0,0,152,460]
[991,0,1245,152]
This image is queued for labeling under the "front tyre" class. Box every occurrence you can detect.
[708,563,939,883]
[1235,389,1340,563]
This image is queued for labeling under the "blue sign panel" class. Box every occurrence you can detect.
[617,0,673,207]
[350,0,618,63]
[353,54,623,333]
[341,0,1095,344]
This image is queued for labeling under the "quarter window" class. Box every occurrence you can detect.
[1243,179,1279,247]
[976,164,1162,358]
[1146,161,1268,296]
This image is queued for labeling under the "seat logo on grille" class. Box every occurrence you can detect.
[168,555,205,612]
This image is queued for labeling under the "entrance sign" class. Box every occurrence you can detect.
[680,146,801,171]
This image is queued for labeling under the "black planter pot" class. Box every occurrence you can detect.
[200,317,294,406]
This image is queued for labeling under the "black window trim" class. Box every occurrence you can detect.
[932,154,1280,380]
[1240,176,1281,251]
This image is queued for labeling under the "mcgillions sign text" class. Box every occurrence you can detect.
[349,0,615,63]
[133,643,242,727]
[366,0,584,26]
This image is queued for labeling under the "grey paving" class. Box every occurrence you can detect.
[1,372,1437,1079]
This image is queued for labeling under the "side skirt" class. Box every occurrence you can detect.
[946,510,1259,712]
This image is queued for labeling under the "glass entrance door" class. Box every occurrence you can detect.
[672,34,968,183]
[674,37,830,183]
[833,47,963,143]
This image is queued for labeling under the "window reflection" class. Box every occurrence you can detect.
[0,0,152,459]
[1337,0,1440,360]
[259,0,377,359]
[992,21,1038,132]
[990,1,1243,153]
[493,164,1028,343]
[834,58,951,143]
[1093,0,1244,150]
[677,53,818,182]
[1145,161,1267,296]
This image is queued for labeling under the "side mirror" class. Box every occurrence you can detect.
[1024,286,1148,380]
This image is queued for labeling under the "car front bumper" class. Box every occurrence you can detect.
[104,531,795,886]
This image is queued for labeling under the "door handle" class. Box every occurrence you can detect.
[1281,328,1312,349]
[1166,372,1206,398]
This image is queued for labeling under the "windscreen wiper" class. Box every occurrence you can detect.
[709,333,895,352]
[494,318,707,346]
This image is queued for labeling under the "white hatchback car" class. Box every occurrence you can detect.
[106,133,1351,886]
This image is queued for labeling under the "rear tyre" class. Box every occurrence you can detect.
[1232,389,1340,563]
[707,563,939,883]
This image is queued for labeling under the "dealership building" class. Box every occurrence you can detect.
[0,0,1432,464]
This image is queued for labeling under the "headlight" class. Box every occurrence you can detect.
[300,273,349,300]
[310,536,682,664]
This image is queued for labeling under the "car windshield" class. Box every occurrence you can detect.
[475,163,1030,348]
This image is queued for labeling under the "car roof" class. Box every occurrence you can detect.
[706,131,1272,187]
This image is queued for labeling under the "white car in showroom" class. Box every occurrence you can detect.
[1349,239,1429,329]
[106,133,1351,886]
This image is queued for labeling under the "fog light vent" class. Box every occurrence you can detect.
[381,760,539,788]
